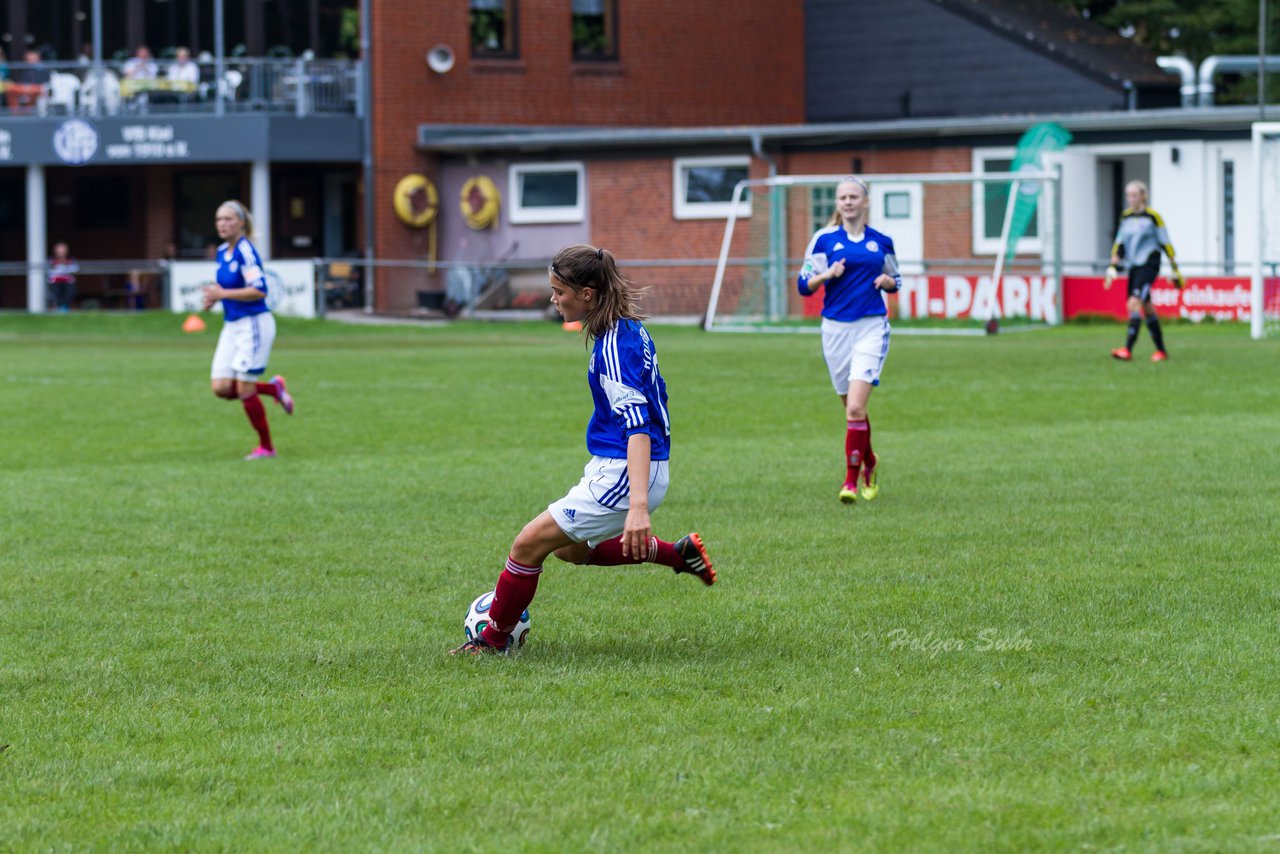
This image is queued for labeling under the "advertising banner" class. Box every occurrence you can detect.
[168,259,316,318]
[1062,276,1264,322]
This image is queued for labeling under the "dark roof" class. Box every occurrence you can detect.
[934,0,1178,88]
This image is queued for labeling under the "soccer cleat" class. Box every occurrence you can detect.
[839,481,858,504]
[860,464,880,501]
[673,533,716,586]
[244,446,277,461]
[1110,348,1132,361]
[1151,350,1169,363]
[271,375,294,414]
[448,635,509,656]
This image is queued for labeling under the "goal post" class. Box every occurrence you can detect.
[705,171,1063,334]
[1251,122,1280,339]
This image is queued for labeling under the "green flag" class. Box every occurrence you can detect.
[1003,122,1072,264]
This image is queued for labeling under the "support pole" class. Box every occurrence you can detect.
[27,165,47,314]
[251,160,272,260]
[360,0,375,313]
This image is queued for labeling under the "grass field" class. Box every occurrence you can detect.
[1,313,1278,851]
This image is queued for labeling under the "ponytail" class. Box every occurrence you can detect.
[549,244,645,341]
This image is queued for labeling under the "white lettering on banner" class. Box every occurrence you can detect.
[892,275,1058,323]
[0,129,10,161]
[970,277,998,320]
[1002,276,1029,318]
[944,276,972,317]
[1029,276,1057,325]
[106,125,192,161]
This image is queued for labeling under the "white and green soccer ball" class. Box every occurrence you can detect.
[464,591,531,650]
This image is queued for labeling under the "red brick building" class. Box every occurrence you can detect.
[368,0,804,310]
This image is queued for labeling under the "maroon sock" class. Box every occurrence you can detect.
[586,535,682,568]
[481,556,541,645]
[241,395,273,451]
[864,417,876,473]
[255,381,279,399]
[846,420,869,482]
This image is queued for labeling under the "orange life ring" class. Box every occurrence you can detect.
[393,174,439,228]
[460,176,500,229]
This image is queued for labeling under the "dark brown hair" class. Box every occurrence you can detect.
[549,244,645,340]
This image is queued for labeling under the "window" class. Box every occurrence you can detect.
[572,0,617,61]
[810,185,835,233]
[471,0,518,59]
[972,150,1042,255]
[508,162,585,224]
[883,191,911,219]
[673,156,751,220]
[175,172,243,256]
[1223,160,1235,274]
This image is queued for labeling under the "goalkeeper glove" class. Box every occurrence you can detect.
[1103,266,1118,290]
[1172,268,1185,290]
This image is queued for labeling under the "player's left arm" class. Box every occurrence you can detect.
[621,432,653,560]
[875,238,902,292]
[1150,209,1185,288]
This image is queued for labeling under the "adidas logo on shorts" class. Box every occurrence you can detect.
[562,508,576,522]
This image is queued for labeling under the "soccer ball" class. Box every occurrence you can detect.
[464,591,531,650]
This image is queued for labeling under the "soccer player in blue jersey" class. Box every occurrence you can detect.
[1106,180,1184,362]
[798,176,901,505]
[203,200,294,460]
[451,244,715,655]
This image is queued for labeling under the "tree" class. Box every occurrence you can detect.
[1050,0,1280,103]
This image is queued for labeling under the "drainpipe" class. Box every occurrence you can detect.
[1198,54,1280,106]
[1156,56,1196,107]
[750,132,776,178]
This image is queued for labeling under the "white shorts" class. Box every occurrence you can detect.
[211,313,276,382]
[548,456,670,548]
[822,315,891,395]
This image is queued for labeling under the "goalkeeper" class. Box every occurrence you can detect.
[1105,180,1183,362]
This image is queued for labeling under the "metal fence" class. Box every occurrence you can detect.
[0,58,362,118]
[2,256,1277,317]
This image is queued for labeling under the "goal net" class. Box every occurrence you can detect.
[705,171,1062,334]
[1252,123,1280,339]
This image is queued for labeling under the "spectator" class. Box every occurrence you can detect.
[167,47,199,85]
[11,49,51,86]
[8,50,49,112]
[0,47,9,82]
[77,42,95,66]
[123,45,158,80]
[48,242,78,313]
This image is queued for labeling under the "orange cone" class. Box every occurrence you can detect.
[562,321,582,332]
[182,313,206,333]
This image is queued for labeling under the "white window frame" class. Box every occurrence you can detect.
[971,148,1044,256]
[673,156,752,220]
[508,162,586,224]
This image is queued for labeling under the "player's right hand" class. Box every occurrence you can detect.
[1103,265,1118,290]
[827,259,845,280]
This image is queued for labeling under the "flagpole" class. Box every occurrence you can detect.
[987,179,1020,323]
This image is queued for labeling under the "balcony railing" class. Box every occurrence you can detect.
[0,58,363,118]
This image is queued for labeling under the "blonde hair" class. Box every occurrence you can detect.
[825,175,870,227]
[1125,180,1149,200]
[549,244,645,341]
[218,199,254,237]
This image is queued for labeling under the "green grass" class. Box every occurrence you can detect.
[2,312,1279,851]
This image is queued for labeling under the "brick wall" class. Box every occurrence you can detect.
[369,0,803,310]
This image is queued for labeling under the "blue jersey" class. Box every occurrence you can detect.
[216,237,269,322]
[797,225,901,322]
[586,319,671,461]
